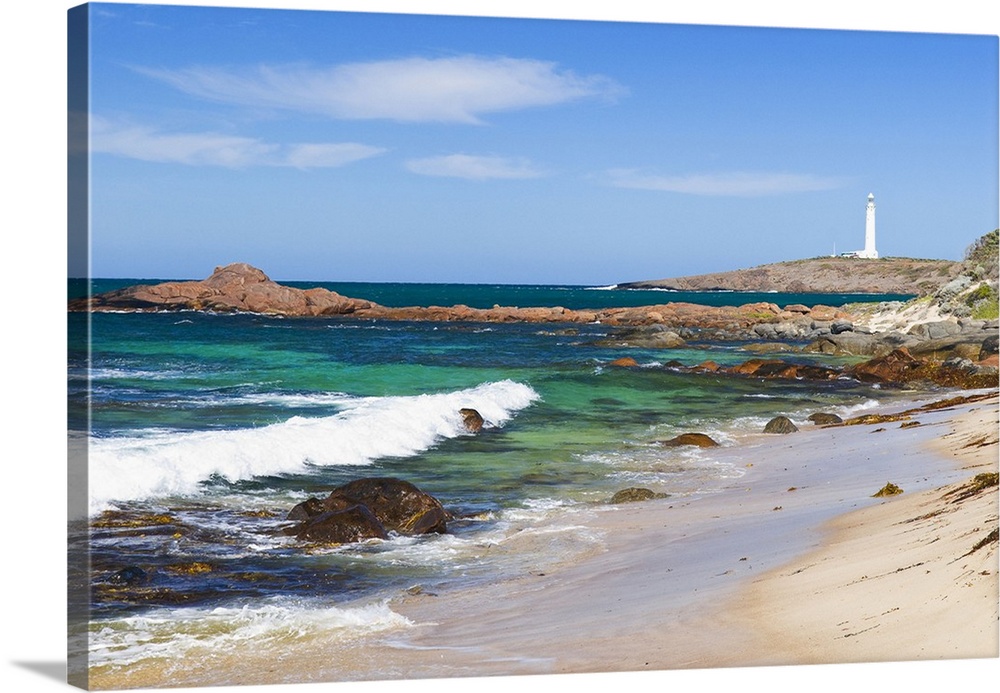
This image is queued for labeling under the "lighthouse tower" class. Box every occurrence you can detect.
[861,193,878,259]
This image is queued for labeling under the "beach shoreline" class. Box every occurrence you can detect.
[88,390,999,690]
[730,399,999,666]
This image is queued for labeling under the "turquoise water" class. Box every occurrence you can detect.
[69,281,915,672]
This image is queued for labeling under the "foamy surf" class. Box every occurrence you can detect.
[88,598,413,669]
[88,380,540,514]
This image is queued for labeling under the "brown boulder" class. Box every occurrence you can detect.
[323,478,450,535]
[293,505,389,544]
[286,497,326,521]
[286,477,450,542]
[460,408,484,433]
[763,416,798,434]
[807,412,843,425]
[661,433,720,448]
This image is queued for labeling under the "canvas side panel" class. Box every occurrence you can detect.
[67,3,91,690]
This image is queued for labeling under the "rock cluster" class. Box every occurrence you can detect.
[643,347,996,390]
[803,317,998,361]
[70,262,998,387]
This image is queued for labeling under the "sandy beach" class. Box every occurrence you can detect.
[376,391,999,677]
[733,400,999,666]
[88,389,998,690]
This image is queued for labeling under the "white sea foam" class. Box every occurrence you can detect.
[88,599,412,668]
[88,380,539,514]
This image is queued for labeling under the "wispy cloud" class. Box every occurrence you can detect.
[405,154,544,180]
[89,117,385,168]
[135,56,625,124]
[606,170,847,197]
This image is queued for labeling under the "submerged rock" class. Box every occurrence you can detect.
[610,488,668,504]
[293,505,389,544]
[106,566,148,586]
[660,432,720,448]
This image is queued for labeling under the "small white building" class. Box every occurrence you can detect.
[841,193,879,259]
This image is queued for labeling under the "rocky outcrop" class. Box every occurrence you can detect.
[803,318,998,361]
[844,347,998,388]
[70,263,375,317]
[69,263,998,373]
[67,264,846,332]
[285,478,450,544]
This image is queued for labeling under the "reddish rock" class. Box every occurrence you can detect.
[809,305,838,321]
[728,359,784,376]
[71,263,374,317]
[609,357,640,368]
[847,348,926,384]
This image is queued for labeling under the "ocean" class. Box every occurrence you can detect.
[68,280,918,679]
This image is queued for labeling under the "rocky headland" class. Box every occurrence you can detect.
[616,256,962,294]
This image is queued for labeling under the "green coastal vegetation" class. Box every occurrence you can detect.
[842,229,999,322]
[962,230,1000,319]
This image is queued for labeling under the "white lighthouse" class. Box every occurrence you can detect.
[842,193,879,259]
[862,192,878,258]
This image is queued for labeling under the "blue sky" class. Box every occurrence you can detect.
[79,2,998,284]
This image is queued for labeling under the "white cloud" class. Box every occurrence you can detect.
[606,170,847,196]
[89,117,385,168]
[405,154,544,180]
[136,56,624,124]
[281,142,387,169]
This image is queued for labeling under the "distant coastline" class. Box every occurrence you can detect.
[617,256,961,295]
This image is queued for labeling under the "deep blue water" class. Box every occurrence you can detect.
[69,277,915,310]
